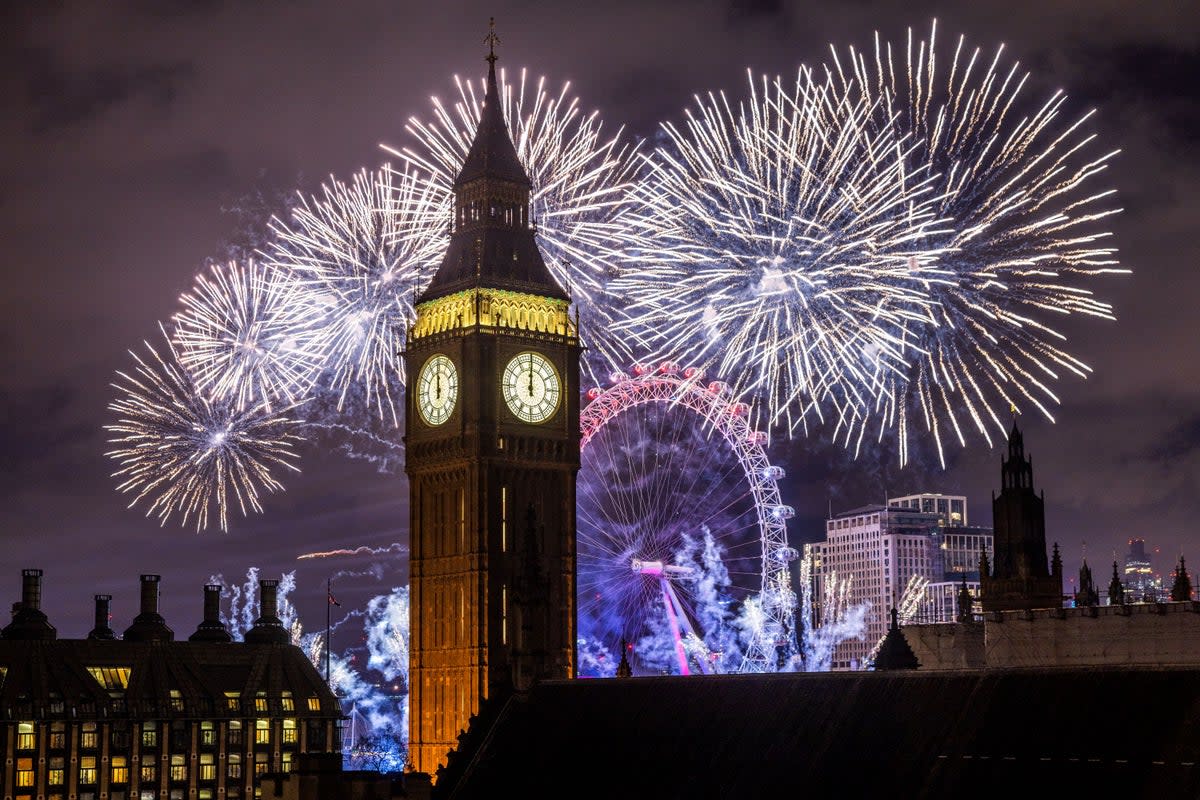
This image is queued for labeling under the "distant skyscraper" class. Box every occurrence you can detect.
[1122,538,1166,603]
[804,498,992,670]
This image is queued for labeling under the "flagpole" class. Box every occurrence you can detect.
[326,577,332,688]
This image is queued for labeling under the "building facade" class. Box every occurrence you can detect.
[403,41,580,777]
[0,571,342,800]
[888,493,969,526]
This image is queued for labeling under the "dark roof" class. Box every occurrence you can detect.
[435,667,1200,798]
[0,638,340,719]
[455,61,529,188]
[419,226,566,303]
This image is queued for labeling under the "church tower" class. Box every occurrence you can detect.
[979,420,1063,611]
[403,24,580,777]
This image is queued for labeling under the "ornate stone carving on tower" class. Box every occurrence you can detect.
[979,420,1064,611]
[403,20,581,778]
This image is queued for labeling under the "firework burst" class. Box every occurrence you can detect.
[830,20,1126,464]
[266,163,445,426]
[105,324,305,532]
[618,22,1125,465]
[388,67,647,381]
[614,67,944,445]
[172,258,323,412]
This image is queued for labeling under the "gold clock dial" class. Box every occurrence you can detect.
[416,354,458,426]
[502,351,560,424]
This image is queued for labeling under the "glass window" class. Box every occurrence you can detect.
[170,754,187,782]
[228,719,244,747]
[228,753,243,779]
[281,691,294,711]
[254,692,268,712]
[282,718,297,744]
[199,752,216,781]
[16,756,35,787]
[254,752,270,776]
[142,721,158,747]
[79,755,98,784]
[225,691,240,710]
[255,718,271,744]
[307,697,321,711]
[17,721,35,750]
[49,756,65,785]
[169,690,184,712]
[140,763,157,783]
[111,755,129,783]
[49,721,66,749]
[80,719,99,753]
[200,720,216,746]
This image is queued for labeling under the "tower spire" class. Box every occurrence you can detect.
[485,17,500,66]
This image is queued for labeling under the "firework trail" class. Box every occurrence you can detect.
[297,544,407,560]
[620,21,1126,465]
[798,566,869,672]
[173,258,323,412]
[105,324,304,532]
[388,67,647,382]
[266,163,445,427]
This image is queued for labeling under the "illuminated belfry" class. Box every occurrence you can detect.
[403,21,581,778]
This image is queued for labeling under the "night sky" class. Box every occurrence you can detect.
[2,1,1198,645]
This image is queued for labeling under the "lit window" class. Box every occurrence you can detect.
[228,753,243,779]
[17,721,35,750]
[141,763,157,783]
[111,755,129,783]
[16,757,34,787]
[282,718,298,744]
[49,756,65,785]
[199,752,216,781]
[86,666,132,689]
[228,720,244,747]
[142,721,158,748]
[169,690,184,711]
[254,752,270,776]
[225,691,241,710]
[255,693,268,712]
[281,692,294,711]
[79,755,98,784]
[200,720,216,746]
[81,721,99,749]
[282,750,294,772]
[170,754,187,782]
[49,721,66,749]
[255,719,271,744]
[307,697,321,711]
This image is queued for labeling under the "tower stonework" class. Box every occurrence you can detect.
[980,421,1063,611]
[403,39,580,777]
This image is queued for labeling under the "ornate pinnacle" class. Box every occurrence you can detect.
[485,17,500,65]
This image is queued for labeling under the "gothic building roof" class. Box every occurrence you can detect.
[417,49,566,304]
[433,668,1200,798]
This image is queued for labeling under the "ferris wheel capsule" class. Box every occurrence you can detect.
[683,366,705,381]
[746,431,767,446]
[728,402,748,417]
[707,381,729,398]
[768,505,795,521]
[633,363,652,376]
[658,361,680,374]
[586,387,603,400]
[609,371,629,384]
[761,465,785,481]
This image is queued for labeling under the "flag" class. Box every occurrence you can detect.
[328,590,341,607]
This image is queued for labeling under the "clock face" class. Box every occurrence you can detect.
[416,354,458,426]
[502,351,560,424]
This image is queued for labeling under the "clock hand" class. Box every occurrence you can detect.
[527,354,534,397]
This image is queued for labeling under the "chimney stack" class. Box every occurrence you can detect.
[1,569,56,640]
[122,574,174,642]
[88,594,116,640]
[244,578,289,644]
[189,584,232,643]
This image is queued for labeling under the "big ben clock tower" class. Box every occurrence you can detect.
[403,24,581,777]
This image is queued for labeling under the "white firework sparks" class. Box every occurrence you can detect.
[105,324,304,532]
[388,66,647,381]
[172,258,323,412]
[266,163,445,426]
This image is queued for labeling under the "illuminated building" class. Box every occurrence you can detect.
[1123,537,1166,603]
[402,31,580,778]
[804,498,994,669]
[0,571,341,800]
[888,492,969,526]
